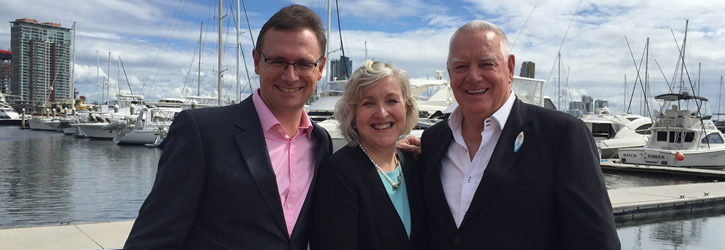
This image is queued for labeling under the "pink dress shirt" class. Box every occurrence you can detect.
[253,90,316,237]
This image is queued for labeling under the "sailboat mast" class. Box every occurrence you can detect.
[70,21,76,104]
[557,52,560,111]
[719,75,723,118]
[679,19,689,93]
[326,0,331,83]
[236,0,241,102]
[117,56,120,96]
[96,50,99,104]
[624,74,627,113]
[364,41,368,60]
[199,22,203,96]
[218,0,223,106]
[644,38,650,117]
[697,62,701,96]
[107,49,111,104]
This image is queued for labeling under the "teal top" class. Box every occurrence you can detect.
[377,160,411,237]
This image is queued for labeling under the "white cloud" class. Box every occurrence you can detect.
[2,0,725,114]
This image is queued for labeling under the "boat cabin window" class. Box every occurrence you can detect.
[634,124,652,135]
[667,131,694,143]
[656,131,667,141]
[701,133,725,144]
[591,123,616,139]
[684,132,694,142]
[668,131,679,142]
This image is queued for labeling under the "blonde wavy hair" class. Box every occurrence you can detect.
[335,60,418,145]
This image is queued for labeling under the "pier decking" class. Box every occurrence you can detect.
[0,220,133,249]
[2,177,725,249]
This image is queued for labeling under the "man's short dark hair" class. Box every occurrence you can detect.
[256,4,327,57]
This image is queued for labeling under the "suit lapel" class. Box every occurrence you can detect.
[423,123,458,231]
[232,97,288,238]
[460,98,530,228]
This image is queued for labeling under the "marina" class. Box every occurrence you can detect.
[2,126,725,249]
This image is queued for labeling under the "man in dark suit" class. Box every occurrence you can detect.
[418,21,621,249]
[124,5,332,249]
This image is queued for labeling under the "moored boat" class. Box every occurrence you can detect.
[618,93,725,169]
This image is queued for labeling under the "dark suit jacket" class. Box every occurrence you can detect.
[309,144,424,250]
[420,98,620,250]
[124,96,332,249]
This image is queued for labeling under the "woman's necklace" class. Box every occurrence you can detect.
[360,144,402,189]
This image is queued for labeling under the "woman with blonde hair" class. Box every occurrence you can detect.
[309,60,422,249]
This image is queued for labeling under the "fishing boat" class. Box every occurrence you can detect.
[618,92,725,169]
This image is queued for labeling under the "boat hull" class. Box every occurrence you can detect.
[72,123,116,139]
[113,129,159,145]
[618,148,725,169]
[28,118,57,131]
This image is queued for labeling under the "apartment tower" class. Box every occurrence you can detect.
[10,18,72,107]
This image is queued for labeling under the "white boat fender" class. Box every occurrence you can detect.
[102,120,127,130]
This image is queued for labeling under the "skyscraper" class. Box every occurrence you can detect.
[329,55,352,81]
[0,49,11,94]
[10,18,72,108]
[519,61,535,78]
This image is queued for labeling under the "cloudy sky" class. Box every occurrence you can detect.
[2,0,724,115]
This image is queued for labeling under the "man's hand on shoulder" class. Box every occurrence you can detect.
[396,135,421,158]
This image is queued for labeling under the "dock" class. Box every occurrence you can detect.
[2,182,725,249]
[610,181,725,225]
[0,220,133,249]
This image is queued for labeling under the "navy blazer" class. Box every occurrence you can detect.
[124,96,332,249]
[420,98,620,250]
[309,144,425,250]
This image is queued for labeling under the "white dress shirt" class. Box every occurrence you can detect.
[441,92,515,227]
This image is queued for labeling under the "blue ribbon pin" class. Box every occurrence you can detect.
[514,131,524,152]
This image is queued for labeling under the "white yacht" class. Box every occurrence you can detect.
[71,94,146,139]
[28,116,58,131]
[597,115,653,159]
[618,93,725,169]
[307,80,346,122]
[580,108,648,141]
[113,107,181,145]
[0,93,22,126]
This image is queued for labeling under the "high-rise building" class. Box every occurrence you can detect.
[10,18,72,107]
[329,55,352,81]
[520,61,535,78]
[581,95,594,114]
[595,100,609,110]
[0,49,11,94]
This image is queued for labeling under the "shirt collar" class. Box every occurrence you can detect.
[448,91,516,132]
[252,89,314,137]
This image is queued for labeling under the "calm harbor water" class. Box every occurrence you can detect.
[1,126,724,249]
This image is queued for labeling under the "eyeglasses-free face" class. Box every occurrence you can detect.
[257,49,323,76]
